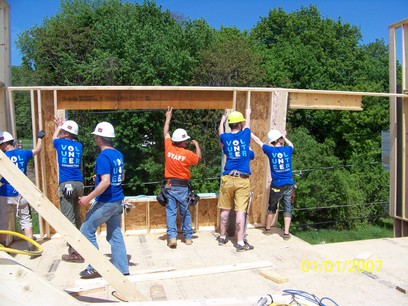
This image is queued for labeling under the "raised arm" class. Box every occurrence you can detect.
[32,130,45,156]
[218,111,227,136]
[251,132,264,148]
[283,135,294,149]
[163,107,173,139]
[244,107,251,129]
[53,117,64,140]
[191,140,202,160]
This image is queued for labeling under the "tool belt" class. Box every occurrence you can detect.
[164,178,190,187]
[228,170,250,179]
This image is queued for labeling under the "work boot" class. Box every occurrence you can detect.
[62,251,85,263]
[168,238,177,249]
[185,239,193,245]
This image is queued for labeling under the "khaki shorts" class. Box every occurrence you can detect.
[218,175,251,212]
[0,195,32,232]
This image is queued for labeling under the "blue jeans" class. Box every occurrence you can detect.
[165,186,192,240]
[80,200,128,274]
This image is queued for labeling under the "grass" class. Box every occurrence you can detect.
[292,218,394,245]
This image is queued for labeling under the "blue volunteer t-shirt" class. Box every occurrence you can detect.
[53,138,83,183]
[94,148,125,203]
[262,144,294,187]
[0,149,33,196]
[220,128,252,175]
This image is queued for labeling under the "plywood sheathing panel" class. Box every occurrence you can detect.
[289,92,362,110]
[57,90,234,110]
[196,198,218,227]
[82,198,220,234]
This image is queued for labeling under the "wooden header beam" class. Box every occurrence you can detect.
[289,92,362,110]
[57,89,234,110]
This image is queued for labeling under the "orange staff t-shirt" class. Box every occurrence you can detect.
[164,138,199,180]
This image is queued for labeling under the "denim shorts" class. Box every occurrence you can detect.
[268,184,295,217]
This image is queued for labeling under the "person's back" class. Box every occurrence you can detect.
[0,130,44,249]
[77,122,128,279]
[263,144,294,186]
[217,109,254,252]
[220,128,252,176]
[53,119,85,262]
[251,129,295,240]
[163,107,201,248]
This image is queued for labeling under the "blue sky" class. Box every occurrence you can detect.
[9,0,408,66]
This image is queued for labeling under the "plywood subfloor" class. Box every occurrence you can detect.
[5,228,408,305]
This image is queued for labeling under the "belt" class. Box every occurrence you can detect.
[227,171,250,179]
[164,178,190,187]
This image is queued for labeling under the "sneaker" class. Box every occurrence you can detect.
[27,245,42,258]
[62,251,85,263]
[263,228,273,236]
[217,236,228,246]
[235,243,253,252]
[243,240,254,250]
[185,239,193,245]
[168,238,177,249]
[283,233,291,240]
[79,268,101,279]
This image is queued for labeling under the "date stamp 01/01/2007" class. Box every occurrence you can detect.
[301,259,383,273]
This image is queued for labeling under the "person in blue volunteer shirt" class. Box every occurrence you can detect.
[77,122,128,279]
[0,130,44,250]
[53,118,84,262]
[251,129,295,240]
[217,108,254,252]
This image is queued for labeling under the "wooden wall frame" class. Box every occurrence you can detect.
[4,85,406,237]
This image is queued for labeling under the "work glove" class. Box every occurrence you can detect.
[64,183,74,196]
[37,130,45,139]
[123,202,134,215]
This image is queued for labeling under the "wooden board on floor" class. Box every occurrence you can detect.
[259,269,288,284]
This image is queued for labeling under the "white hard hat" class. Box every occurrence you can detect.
[267,129,282,143]
[91,122,115,138]
[171,128,190,142]
[0,131,14,144]
[61,120,79,135]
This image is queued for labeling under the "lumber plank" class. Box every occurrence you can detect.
[289,92,362,110]
[0,251,81,305]
[259,269,288,284]
[0,150,146,302]
[75,260,274,288]
[57,89,234,110]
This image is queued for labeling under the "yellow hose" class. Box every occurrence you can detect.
[0,230,43,256]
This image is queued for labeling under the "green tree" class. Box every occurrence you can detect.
[191,26,264,87]
[251,5,364,89]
